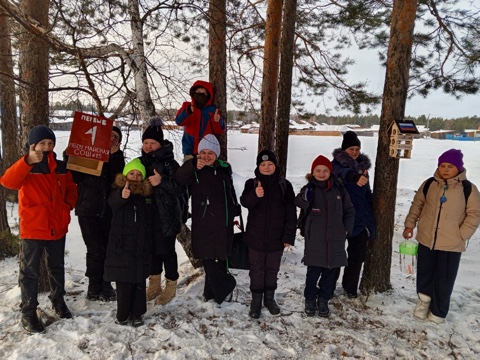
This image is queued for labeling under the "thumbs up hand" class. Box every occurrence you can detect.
[26,144,44,166]
[255,180,264,198]
[197,155,206,170]
[148,169,162,186]
[122,181,131,199]
[213,109,221,122]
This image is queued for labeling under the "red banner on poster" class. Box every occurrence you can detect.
[66,111,113,162]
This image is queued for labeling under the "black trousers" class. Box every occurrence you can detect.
[341,229,369,295]
[305,266,340,302]
[248,248,283,292]
[150,235,179,281]
[417,243,461,318]
[115,281,147,322]
[78,215,111,284]
[19,237,66,314]
[203,259,236,304]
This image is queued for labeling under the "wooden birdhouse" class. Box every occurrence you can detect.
[388,120,419,159]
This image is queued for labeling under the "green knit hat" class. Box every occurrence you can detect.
[122,158,146,180]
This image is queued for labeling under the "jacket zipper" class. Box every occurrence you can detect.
[133,205,137,222]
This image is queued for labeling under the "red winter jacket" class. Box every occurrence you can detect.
[0,152,77,240]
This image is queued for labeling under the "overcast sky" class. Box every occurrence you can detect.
[301,45,479,119]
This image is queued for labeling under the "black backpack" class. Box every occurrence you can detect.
[422,177,472,203]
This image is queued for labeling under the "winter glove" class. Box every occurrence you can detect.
[302,187,314,203]
[346,171,361,183]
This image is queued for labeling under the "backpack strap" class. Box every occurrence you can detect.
[422,176,471,203]
[422,177,435,198]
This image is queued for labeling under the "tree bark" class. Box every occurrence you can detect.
[275,0,296,175]
[209,0,228,161]
[360,0,418,295]
[0,10,17,258]
[18,0,50,292]
[128,0,156,122]
[258,0,283,152]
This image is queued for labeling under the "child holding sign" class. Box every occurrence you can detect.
[104,159,153,327]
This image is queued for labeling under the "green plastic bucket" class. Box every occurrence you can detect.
[399,240,418,256]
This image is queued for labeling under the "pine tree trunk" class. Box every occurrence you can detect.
[360,0,418,295]
[18,0,51,292]
[259,0,283,152]
[0,10,19,259]
[275,0,297,175]
[209,0,228,161]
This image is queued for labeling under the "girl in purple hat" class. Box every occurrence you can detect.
[403,148,480,323]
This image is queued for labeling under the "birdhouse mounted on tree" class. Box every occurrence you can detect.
[388,119,419,159]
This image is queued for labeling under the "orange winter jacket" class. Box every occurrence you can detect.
[0,152,77,240]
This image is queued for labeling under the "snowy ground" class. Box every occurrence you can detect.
[1,132,479,359]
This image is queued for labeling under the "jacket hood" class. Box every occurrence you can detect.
[189,80,214,107]
[332,148,371,172]
[113,173,153,196]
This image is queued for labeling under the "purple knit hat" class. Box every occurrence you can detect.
[438,149,464,172]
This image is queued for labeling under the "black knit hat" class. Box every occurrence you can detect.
[28,125,56,146]
[256,150,277,166]
[142,117,164,144]
[112,126,122,142]
[341,131,361,150]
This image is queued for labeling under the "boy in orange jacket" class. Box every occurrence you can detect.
[0,126,77,334]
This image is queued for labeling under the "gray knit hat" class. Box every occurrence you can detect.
[198,134,220,158]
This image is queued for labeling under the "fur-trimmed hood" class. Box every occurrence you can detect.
[332,148,371,172]
[112,173,153,196]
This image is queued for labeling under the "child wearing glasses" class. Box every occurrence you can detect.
[403,149,480,324]
[175,80,225,160]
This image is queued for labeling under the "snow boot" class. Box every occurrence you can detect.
[146,274,162,301]
[249,292,263,319]
[264,289,280,315]
[52,299,73,319]
[21,311,45,334]
[86,277,102,301]
[427,312,445,324]
[317,298,330,318]
[155,279,177,305]
[304,299,316,317]
[100,281,117,302]
[414,293,431,320]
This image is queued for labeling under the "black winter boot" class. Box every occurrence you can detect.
[249,292,263,319]
[52,299,73,319]
[264,290,280,315]
[87,277,102,301]
[317,298,330,318]
[304,299,317,316]
[100,282,117,302]
[21,312,45,334]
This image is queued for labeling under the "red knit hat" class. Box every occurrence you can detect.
[311,155,332,174]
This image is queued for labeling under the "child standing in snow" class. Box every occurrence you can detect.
[174,134,239,305]
[240,150,297,318]
[295,155,355,317]
[403,149,480,323]
[0,125,77,334]
[104,159,153,327]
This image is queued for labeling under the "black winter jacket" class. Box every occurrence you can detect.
[295,176,355,268]
[69,150,125,218]
[240,168,296,252]
[139,140,185,253]
[175,157,239,260]
[104,174,153,283]
[331,148,376,239]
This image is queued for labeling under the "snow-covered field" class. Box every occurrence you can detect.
[1,131,479,359]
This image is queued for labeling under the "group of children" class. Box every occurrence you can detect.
[2,80,479,333]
